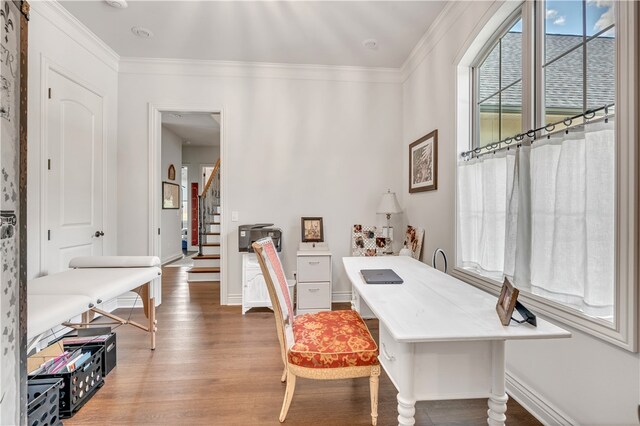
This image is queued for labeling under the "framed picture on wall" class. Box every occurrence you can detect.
[162,182,180,209]
[301,217,324,242]
[168,164,176,181]
[409,129,438,193]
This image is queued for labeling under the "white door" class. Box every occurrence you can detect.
[46,70,103,274]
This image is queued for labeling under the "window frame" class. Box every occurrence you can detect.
[454,0,639,351]
[472,9,526,149]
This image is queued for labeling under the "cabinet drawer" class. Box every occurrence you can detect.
[297,282,331,309]
[297,256,331,282]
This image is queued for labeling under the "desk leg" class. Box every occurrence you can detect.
[487,340,508,426]
[397,343,416,426]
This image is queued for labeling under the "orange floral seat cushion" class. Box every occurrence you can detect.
[288,310,379,369]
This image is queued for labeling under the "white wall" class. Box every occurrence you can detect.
[27,2,119,280]
[183,145,219,251]
[401,1,640,424]
[160,126,183,263]
[117,62,402,303]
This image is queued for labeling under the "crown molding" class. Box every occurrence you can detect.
[31,0,120,72]
[119,57,401,84]
[400,1,469,83]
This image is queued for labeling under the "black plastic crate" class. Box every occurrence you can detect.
[27,377,63,426]
[30,346,104,418]
[64,332,117,376]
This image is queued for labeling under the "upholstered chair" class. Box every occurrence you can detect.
[252,237,381,425]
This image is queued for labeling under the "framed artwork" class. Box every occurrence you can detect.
[409,129,438,193]
[301,217,324,242]
[403,226,424,260]
[496,277,519,326]
[162,182,180,209]
[168,164,176,181]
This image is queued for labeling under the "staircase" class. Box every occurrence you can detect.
[188,159,221,282]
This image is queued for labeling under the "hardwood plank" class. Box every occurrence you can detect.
[65,266,542,426]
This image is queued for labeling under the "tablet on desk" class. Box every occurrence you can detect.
[360,269,403,284]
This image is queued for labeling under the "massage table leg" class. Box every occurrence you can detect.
[150,295,156,350]
[62,281,157,350]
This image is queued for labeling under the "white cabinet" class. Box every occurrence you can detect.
[242,253,272,315]
[296,250,332,314]
[242,252,295,315]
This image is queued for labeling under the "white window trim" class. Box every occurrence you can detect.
[454,0,639,351]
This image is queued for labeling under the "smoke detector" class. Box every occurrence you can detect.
[131,26,154,39]
[105,0,128,8]
[363,39,378,50]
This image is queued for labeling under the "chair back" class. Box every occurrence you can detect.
[252,237,295,365]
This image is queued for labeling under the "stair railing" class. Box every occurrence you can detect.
[198,159,221,256]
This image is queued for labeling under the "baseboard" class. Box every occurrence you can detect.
[506,371,576,426]
[226,293,242,305]
[332,291,353,303]
[161,252,183,265]
[116,292,145,309]
[100,298,118,313]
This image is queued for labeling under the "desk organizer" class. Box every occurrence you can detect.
[30,345,104,418]
[27,378,63,426]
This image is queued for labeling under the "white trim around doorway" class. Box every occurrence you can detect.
[148,103,228,306]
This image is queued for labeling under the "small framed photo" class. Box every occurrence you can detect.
[168,164,176,181]
[162,182,180,209]
[409,129,438,193]
[301,217,324,242]
[496,277,520,326]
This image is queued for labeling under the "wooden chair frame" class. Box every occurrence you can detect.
[253,241,380,425]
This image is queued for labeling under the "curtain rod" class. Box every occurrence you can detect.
[460,103,615,160]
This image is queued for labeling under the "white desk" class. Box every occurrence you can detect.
[343,256,570,426]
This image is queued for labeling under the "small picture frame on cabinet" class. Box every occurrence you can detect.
[301,217,324,242]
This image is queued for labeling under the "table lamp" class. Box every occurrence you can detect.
[377,189,402,255]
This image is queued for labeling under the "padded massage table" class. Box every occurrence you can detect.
[27,256,161,351]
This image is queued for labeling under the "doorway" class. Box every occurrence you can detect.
[151,106,226,303]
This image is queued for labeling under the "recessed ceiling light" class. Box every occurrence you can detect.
[105,0,128,8]
[363,39,378,50]
[185,141,191,145]
[131,26,153,39]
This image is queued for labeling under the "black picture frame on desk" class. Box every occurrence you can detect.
[162,182,180,209]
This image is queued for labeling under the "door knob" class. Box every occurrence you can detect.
[94,231,105,238]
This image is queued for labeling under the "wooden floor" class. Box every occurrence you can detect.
[66,265,541,425]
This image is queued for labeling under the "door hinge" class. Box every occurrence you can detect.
[47,159,51,170]
[48,88,52,99]
[47,230,51,241]
[158,228,161,235]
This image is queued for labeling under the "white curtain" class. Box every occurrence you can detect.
[457,119,615,318]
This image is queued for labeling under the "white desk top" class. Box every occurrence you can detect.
[343,256,570,343]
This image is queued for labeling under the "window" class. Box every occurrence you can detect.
[456,1,638,350]
[542,0,616,126]
[476,18,523,146]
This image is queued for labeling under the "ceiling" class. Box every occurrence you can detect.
[60,1,447,68]
[161,112,220,146]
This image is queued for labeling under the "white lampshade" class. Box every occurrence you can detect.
[377,190,402,215]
